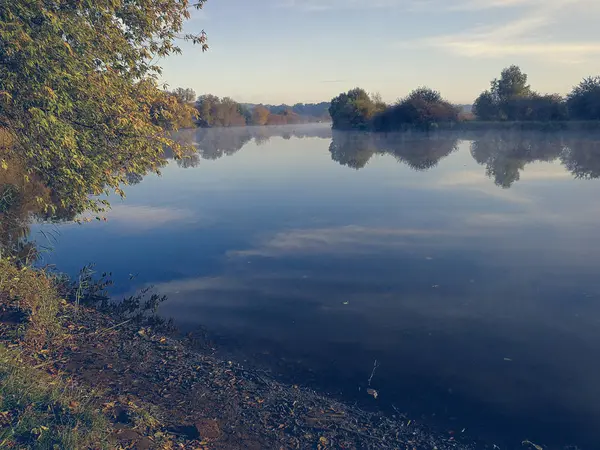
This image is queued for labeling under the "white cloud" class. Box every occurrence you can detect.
[410,0,600,62]
[103,205,199,231]
[279,0,573,12]
[228,225,455,258]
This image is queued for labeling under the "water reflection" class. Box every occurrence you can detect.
[561,136,600,179]
[0,155,75,262]
[170,126,600,189]
[170,125,334,166]
[470,132,565,188]
[329,131,459,170]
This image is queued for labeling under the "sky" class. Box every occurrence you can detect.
[160,0,600,105]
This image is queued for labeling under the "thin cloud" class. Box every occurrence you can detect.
[278,0,562,12]
[407,0,600,62]
[227,226,454,259]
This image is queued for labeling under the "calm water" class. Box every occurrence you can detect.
[36,125,600,449]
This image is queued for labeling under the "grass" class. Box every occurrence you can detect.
[0,259,179,449]
[0,346,111,449]
[0,259,64,346]
[0,260,113,449]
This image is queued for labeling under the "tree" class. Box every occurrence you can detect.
[171,88,197,103]
[524,94,567,121]
[252,106,271,126]
[329,88,380,130]
[195,95,247,127]
[492,65,531,104]
[219,97,246,127]
[567,77,600,120]
[0,0,208,214]
[492,65,532,120]
[472,66,571,122]
[195,95,220,127]
[150,92,197,130]
[473,91,500,121]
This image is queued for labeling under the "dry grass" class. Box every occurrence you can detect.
[0,260,64,346]
[0,128,13,151]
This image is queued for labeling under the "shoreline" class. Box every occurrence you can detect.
[331,120,600,133]
[0,262,483,449]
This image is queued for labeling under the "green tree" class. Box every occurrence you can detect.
[373,87,458,131]
[473,91,500,121]
[567,76,600,120]
[474,66,535,121]
[329,88,380,130]
[0,0,208,214]
[492,65,531,104]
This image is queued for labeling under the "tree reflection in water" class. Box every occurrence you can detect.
[328,131,460,171]
[469,131,600,188]
[6,127,600,259]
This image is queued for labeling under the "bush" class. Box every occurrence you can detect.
[373,88,459,132]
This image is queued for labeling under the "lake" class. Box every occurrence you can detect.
[35,124,600,449]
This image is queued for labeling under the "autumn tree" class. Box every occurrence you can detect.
[151,91,198,130]
[0,0,208,214]
[195,96,248,127]
[251,106,271,126]
[195,95,220,127]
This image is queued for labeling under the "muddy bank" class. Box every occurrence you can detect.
[56,308,489,449]
[1,288,489,449]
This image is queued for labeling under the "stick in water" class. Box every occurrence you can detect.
[368,359,379,386]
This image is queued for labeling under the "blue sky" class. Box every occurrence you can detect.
[160,0,600,104]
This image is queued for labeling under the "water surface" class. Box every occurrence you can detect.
[37,125,600,449]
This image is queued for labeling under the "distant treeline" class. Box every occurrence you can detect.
[166,126,600,190]
[165,88,330,128]
[329,66,600,132]
[242,102,331,120]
